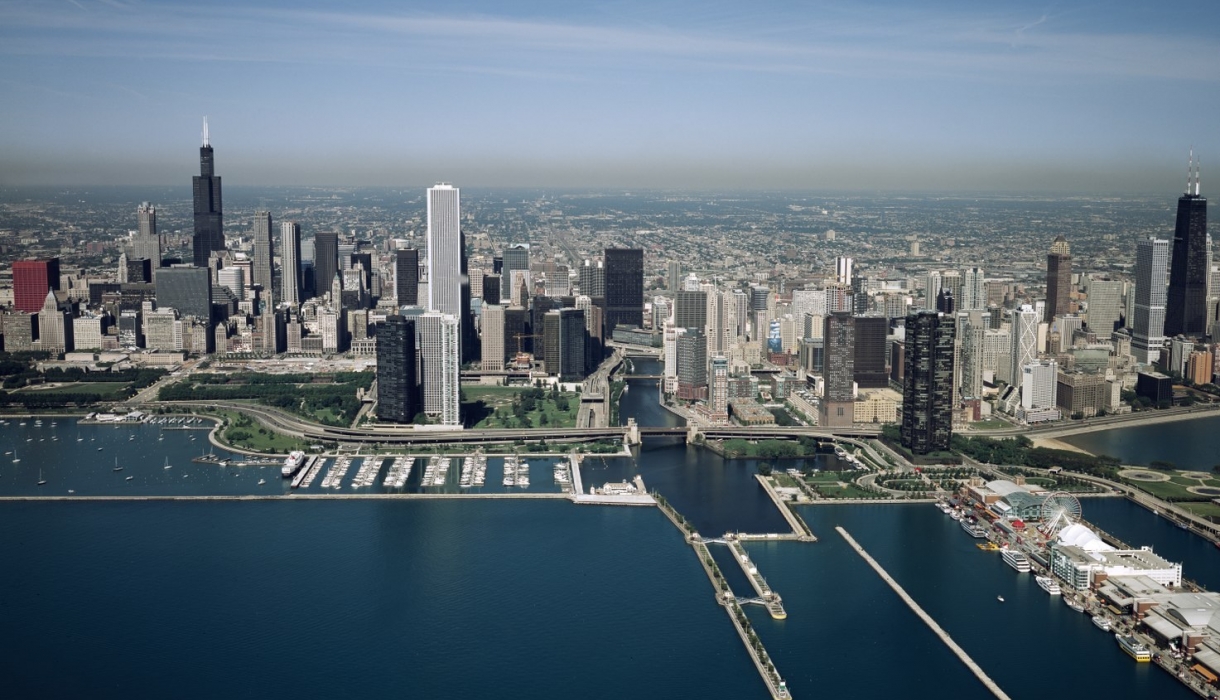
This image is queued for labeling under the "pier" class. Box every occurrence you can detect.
[754,474,817,541]
[837,527,1011,700]
[654,496,791,700]
[726,537,787,620]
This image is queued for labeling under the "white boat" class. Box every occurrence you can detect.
[257,478,266,485]
[1036,575,1062,595]
[125,475,134,481]
[164,457,172,470]
[949,510,962,521]
[37,468,46,486]
[997,595,1004,603]
[281,450,307,477]
[1092,616,1112,631]
[960,519,987,538]
[11,449,19,464]
[1115,634,1151,662]
[1065,597,1086,613]
[1002,549,1031,573]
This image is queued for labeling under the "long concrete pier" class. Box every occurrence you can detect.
[837,527,1011,700]
[653,497,790,699]
[754,474,816,541]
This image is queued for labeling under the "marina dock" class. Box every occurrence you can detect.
[837,526,1011,700]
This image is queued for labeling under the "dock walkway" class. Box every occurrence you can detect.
[837,526,1011,700]
[754,474,817,541]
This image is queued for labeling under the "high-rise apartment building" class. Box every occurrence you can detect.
[674,290,708,330]
[822,312,856,427]
[192,119,224,267]
[1045,236,1071,322]
[280,222,303,307]
[853,314,889,389]
[603,248,644,331]
[418,311,460,426]
[1132,237,1170,364]
[961,267,986,312]
[395,248,419,307]
[12,258,61,313]
[1085,277,1123,336]
[503,245,531,299]
[376,315,418,423]
[676,329,708,400]
[901,310,956,455]
[312,232,339,303]
[252,211,274,305]
[1166,156,1210,337]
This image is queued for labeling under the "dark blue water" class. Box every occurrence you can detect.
[762,505,1193,699]
[2,373,1212,699]
[0,418,565,496]
[1061,414,1220,469]
[0,500,761,699]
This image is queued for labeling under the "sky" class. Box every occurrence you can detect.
[1,0,1218,193]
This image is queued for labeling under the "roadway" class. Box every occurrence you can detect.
[967,403,1220,439]
[139,399,880,447]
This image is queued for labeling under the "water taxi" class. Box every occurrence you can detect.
[976,542,999,551]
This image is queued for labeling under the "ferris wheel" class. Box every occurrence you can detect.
[1040,491,1082,537]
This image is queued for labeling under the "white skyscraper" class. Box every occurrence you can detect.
[835,256,854,286]
[962,267,986,311]
[1021,359,1058,410]
[426,184,461,317]
[281,221,302,307]
[925,271,942,309]
[1132,237,1170,364]
[1009,305,1039,390]
[419,311,460,426]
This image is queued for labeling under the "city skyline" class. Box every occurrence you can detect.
[1,1,1218,192]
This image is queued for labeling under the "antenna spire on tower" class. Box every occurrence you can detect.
[1197,155,1202,196]
[1188,147,1194,195]
[202,116,210,148]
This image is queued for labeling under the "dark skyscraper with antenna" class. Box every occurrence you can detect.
[192,118,224,267]
[1166,152,1209,337]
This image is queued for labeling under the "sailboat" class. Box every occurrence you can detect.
[37,469,46,486]
[163,457,172,470]
[112,457,123,472]
[12,449,20,463]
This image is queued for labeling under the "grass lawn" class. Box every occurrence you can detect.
[21,382,131,397]
[463,386,579,429]
[209,409,312,455]
[815,483,878,499]
[1125,478,1207,502]
[972,419,1010,430]
[1178,502,1220,520]
[772,473,801,488]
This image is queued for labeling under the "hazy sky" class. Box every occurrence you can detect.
[1,0,1218,192]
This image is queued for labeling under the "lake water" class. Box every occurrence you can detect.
[1060,414,1220,470]
[0,362,1209,698]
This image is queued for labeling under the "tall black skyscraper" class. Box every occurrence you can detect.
[313,232,339,302]
[852,314,889,388]
[603,248,643,331]
[901,310,956,455]
[395,248,419,306]
[376,316,418,423]
[191,119,224,267]
[1166,154,1209,337]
